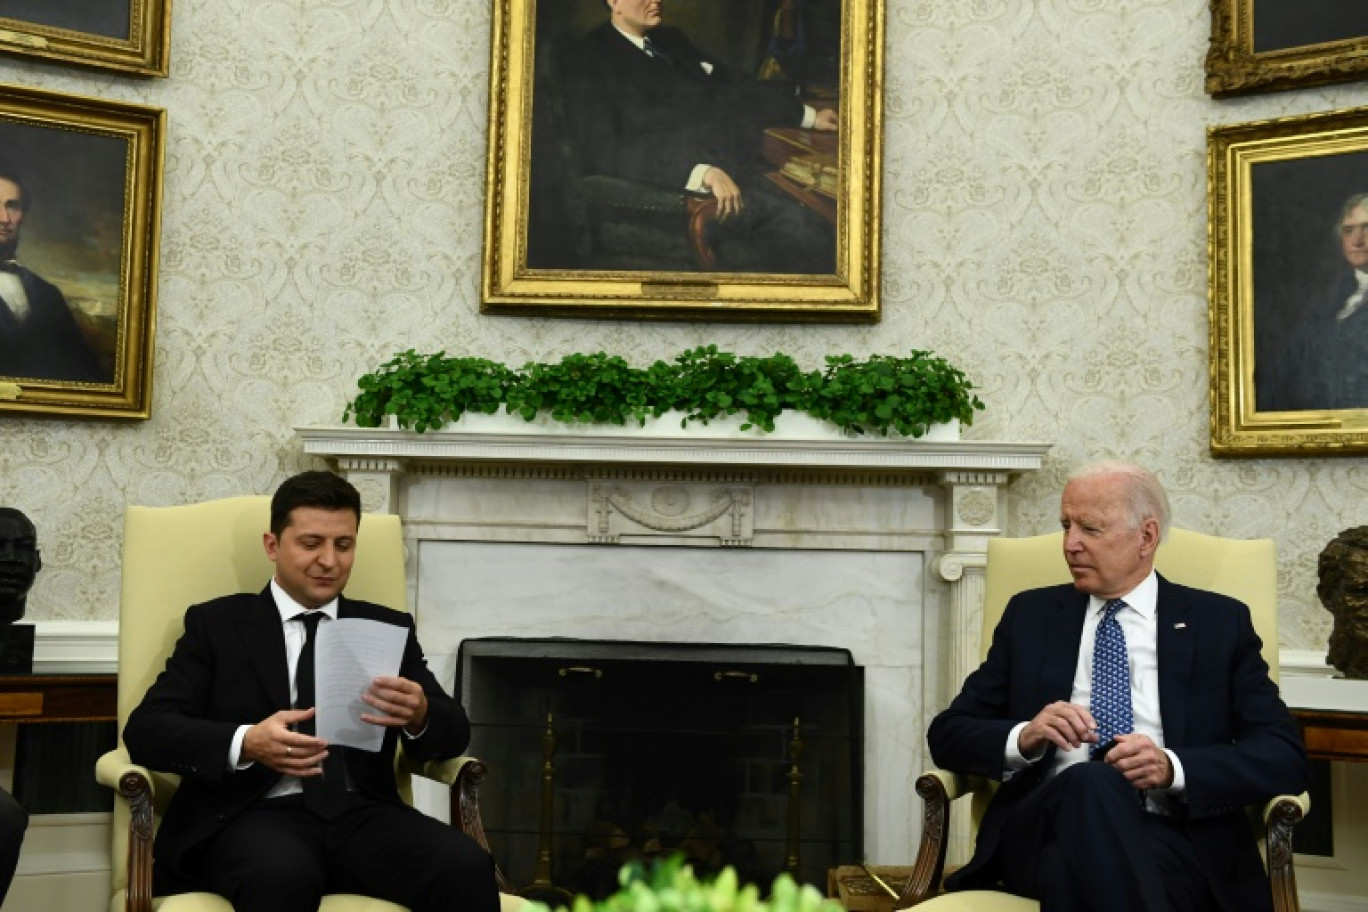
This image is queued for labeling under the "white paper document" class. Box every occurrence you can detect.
[314,617,407,752]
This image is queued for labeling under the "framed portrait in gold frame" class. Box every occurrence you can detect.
[1208,106,1368,456]
[0,0,170,76]
[0,83,164,420]
[1206,0,1368,97]
[480,0,883,323]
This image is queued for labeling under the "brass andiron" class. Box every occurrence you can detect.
[522,713,572,904]
[785,716,804,876]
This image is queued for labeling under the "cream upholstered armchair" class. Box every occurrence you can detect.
[900,529,1309,911]
[94,495,525,912]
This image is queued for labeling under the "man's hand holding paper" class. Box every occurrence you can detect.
[362,675,429,736]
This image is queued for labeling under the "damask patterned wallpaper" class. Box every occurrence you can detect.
[1,0,1364,654]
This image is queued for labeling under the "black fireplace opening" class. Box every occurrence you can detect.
[456,637,864,901]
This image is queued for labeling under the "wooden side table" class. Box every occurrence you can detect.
[1293,708,1368,763]
[0,674,117,724]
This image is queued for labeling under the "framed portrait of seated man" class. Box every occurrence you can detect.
[0,84,163,420]
[1208,105,1368,456]
[480,0,884,323]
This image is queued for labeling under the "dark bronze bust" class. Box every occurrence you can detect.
[1317,526,1368,679]
[0,508,40,625]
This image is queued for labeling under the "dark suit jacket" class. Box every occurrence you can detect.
[1258,269,1368,412]
[123,588,470,894]
[562,23,806,190]
[927,576,1308,911]
[0,264,107,383]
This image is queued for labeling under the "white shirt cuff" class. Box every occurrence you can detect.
[1163,748,1186,795]
[686,164,713,193]
[1004,720,1040,773]
[230,724,251,770]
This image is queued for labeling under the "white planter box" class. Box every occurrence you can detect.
[429,408,960,442]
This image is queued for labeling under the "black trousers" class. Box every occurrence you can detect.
[704,178,835,275]
[195,793,500,912]
[994,762,1223,912]
[0,788,27,904]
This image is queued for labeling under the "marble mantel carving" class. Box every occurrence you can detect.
[297,423,1050,862]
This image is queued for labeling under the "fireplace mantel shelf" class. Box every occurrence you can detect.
[297,424,1051,473]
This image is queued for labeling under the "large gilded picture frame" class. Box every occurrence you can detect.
[481,0,883,322]
[1208,106,1368,456]
[0,0,170,77]
[1206,0,1368,97]
[0,83,164,420]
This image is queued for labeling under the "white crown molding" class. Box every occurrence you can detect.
[29,620,118,674]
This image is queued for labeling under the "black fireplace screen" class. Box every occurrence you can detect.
[456,637,864,901]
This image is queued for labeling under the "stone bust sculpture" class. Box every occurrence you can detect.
[0,508,40,625]
[1317,525,1368,679]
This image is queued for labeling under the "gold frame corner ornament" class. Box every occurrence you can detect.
[479,0,885,323]
[0,82,165,420]
[1206,0,1368,98]
[1208,105,1368,456]
[0,0,171,77]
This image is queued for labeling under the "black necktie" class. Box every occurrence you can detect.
[295,611,349,819]
[642,35,672,66]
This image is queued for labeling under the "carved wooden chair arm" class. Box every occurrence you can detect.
[1264,792,1308,912]
[96,748,158,912]
[410,755,516,895]
[578,175,718,270]
[898,769,998,909]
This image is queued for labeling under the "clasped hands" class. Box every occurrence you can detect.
[244,675,429,775]
[1019,701,1174,790]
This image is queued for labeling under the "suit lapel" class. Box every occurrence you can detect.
[1041,586,1088,703]
[1155,574,1194,748]
[240,585,291,709]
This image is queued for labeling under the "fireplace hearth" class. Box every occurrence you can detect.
[457,638,864,899]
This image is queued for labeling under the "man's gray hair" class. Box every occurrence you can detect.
[1341,192,1368,223]
[1068,460,1171,541]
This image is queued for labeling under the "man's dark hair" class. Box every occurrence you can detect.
[0,169,30,212]
[269,471,361,536]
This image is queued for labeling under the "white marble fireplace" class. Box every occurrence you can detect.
[298,424,1048,865]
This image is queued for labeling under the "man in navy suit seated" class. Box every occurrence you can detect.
[928,460,1308,911]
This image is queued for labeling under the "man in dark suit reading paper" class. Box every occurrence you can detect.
[123,471,499,912]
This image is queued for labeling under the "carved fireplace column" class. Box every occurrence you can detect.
[333,457,404,514]
[934,471,1008,867]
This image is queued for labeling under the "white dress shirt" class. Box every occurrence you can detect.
[0,268,30,323]
[230,580,338,799]
[1337,269,1368,321]
[1004,570,1186,811]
